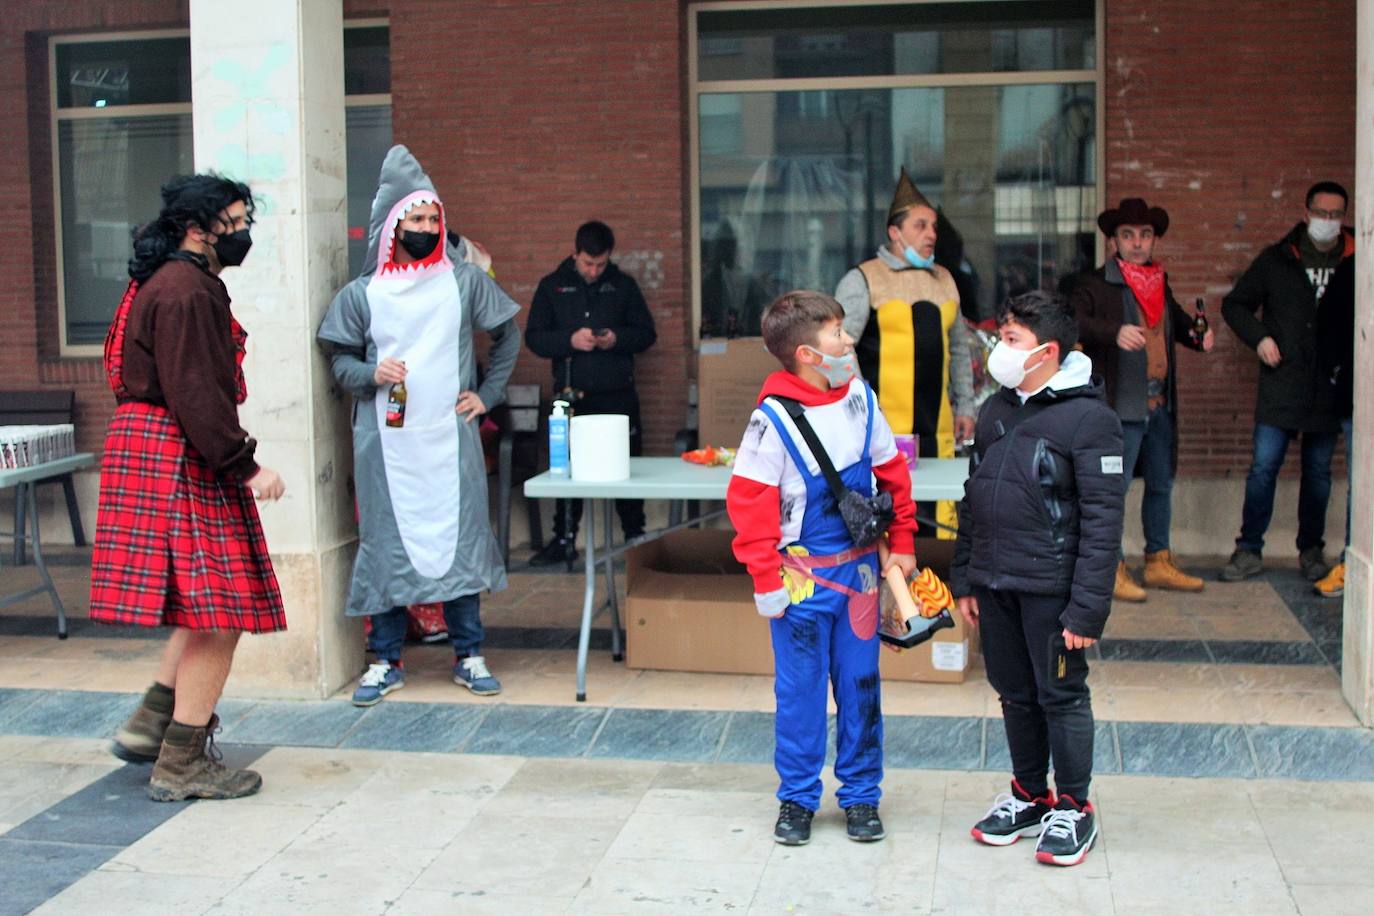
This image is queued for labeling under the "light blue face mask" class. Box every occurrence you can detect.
[903,245,936,270]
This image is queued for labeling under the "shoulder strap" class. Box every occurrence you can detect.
[770,396,851,508]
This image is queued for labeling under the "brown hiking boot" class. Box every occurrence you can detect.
[1113,560,1147,603]
[112,683,175,763]
[148,715,262,802]
[1143,550,1204,592]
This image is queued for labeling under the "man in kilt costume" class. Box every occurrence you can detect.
[319,145,521,705]
[94,174,287,801]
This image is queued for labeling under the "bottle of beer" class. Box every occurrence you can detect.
[1192,298,1209,345]
[386,371,407,428]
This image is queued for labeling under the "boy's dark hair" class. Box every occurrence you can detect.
[129,173,254,282]
[997,290,1078,352]
[761,289,845,371]
[574,220,615,256]
[1305,181,1348,210]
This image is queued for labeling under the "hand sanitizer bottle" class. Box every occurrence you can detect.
[549,400,571,477]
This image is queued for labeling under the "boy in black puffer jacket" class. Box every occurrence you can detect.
[950,291,1125,868]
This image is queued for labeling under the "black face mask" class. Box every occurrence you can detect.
[213,229,253,267]
[398,230,440,261]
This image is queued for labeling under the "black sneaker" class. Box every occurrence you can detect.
[844,803,885,842]
[774,801,814,846]
[971,780,1054,847]
[1220,548,1263,582]
[1034,795,1098,867]
[1298,546,1329,582]
[528,537,577,568]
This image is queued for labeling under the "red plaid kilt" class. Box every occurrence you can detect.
[89,402,286,632]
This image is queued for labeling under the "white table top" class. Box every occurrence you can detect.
[524,456,967,502]
[0,453,96,488]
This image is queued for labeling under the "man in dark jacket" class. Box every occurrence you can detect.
[1221,182,1353,582]
[1072,198,1213,602]
[951,291,1124,868]
[525,221,657,566]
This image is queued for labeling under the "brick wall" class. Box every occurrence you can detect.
[1103,0,1356,477]
[3,0,1357,470]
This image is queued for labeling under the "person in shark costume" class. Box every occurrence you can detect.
[318,145,521,702]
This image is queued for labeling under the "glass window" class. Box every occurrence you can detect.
[345,105,394,276]
[697,83,1096,334]
[344,26,391,95]
[57,115,194,345]
[698,2,1094,81]
[55,38,191,109]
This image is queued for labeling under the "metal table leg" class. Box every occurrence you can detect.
[603,499,622,662]
[575,499,597,702]
[27,483,67,639]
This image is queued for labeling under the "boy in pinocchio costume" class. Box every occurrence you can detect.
[835,168,976,537]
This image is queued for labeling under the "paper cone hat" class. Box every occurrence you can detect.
[888,167,933,222]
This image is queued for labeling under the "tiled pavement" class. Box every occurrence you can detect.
[1,552,1371,913]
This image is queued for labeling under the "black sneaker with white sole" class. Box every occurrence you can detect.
[844,803,885,842]
[774,800,814,846]
[1035,795,1098,866]
[971,780,1054,846]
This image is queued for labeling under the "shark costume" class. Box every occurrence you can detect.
[318,146,520,630]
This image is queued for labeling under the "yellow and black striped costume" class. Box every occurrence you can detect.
[855,258,961,537]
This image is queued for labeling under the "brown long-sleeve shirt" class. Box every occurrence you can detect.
[120,256,259,481]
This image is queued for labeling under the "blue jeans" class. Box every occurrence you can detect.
[366,594,484,663]
[1237,424,1339,553]
[1120,406,1175,555]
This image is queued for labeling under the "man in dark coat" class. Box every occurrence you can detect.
[1221,181,1353,582]
[1071,198,1213,602]
[525,220,657,566]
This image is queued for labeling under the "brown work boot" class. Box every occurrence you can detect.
[111,683,175,763]
[1143,550,1205,592]
[148,715,262,802]
[1113,560,1147,603]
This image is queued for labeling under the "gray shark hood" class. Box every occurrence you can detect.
[360,144,441,278]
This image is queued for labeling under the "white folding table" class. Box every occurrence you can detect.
[524,456,968,701]
[1,452,96,638]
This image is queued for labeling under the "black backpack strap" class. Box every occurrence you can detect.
[770,396,851,508]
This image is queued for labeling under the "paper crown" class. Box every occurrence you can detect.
[909,567,954,619]
[889,167,934,222]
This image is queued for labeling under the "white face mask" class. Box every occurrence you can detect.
[801,345,859,388]
[1308,217,1341,246]
[987,341,1050,390]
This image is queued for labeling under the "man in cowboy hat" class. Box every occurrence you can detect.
[835,167,976,536]
[1070,198,1214,601]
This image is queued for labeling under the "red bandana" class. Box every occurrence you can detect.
[1117,258,1165,328]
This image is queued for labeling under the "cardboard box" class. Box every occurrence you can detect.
[625,529,976,683]
[696,337,777,448]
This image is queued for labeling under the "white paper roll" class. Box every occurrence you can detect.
[570,413,631,482]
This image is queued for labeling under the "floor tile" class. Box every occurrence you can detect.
[229,745,388,808]
[1290,883,1374,916]
[1116,721,1256,777]
[5,762,199,847]
[1248,725,1374,780]
[589,708,730,762]
[388,887,574,916]
[716,711,774,764]
[337,701,488,752]
[464,703,607,757]
[883,715,983,770]
[413,815,623,896]
[0,838,120,916]
[569,855,765,914]
[481,757,662,820]
[218,700,364,748]
[0,689,134,738]
[1206,640,1327,665]
[30,872,239,916]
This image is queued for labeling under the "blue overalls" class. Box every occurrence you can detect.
[758,385,884,812]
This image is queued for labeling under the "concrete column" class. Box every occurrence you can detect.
[190,0,359,698]
[1344,0,1374,725]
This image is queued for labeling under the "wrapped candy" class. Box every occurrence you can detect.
[681,445,736,467]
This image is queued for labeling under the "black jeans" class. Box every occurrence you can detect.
[976,587,1094,801]
[553,388,646,539]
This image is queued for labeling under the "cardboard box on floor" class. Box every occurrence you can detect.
[625,528,976,683]
[697,337,777,449]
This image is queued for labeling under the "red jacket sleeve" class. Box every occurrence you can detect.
[873,453,917,554]
[727,476,785,593]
